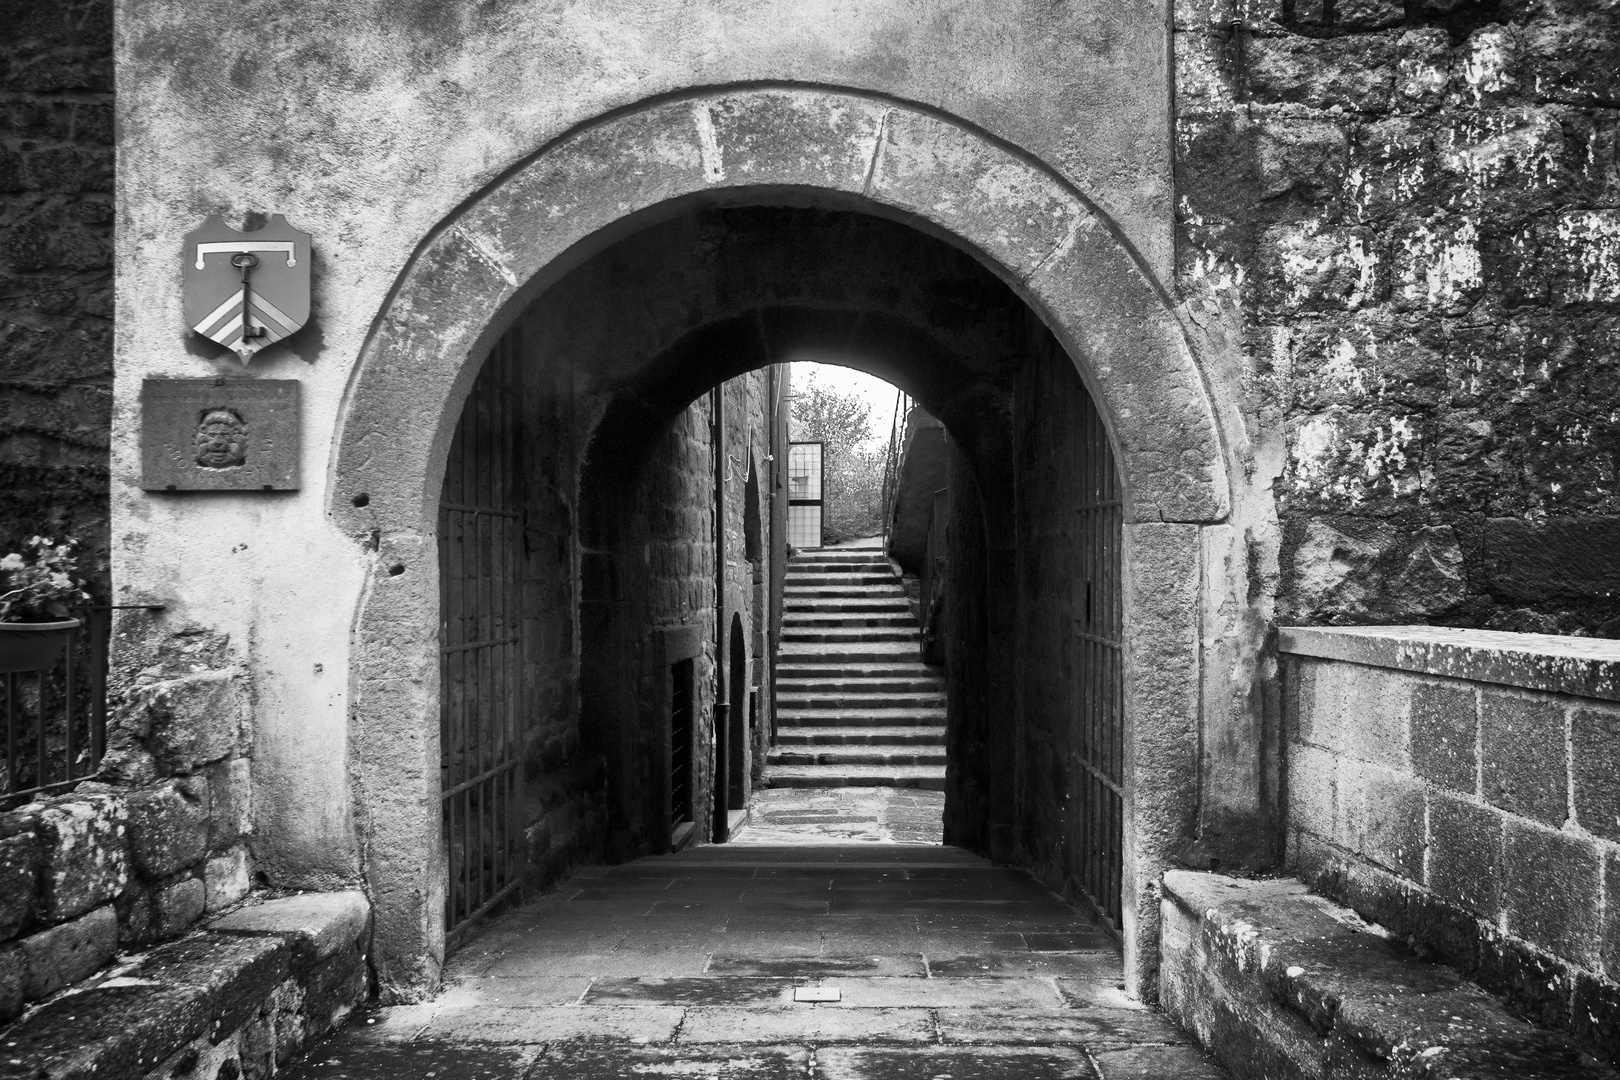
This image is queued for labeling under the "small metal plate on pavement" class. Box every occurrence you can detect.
[794,986,840,1002]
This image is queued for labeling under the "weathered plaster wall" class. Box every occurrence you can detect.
[0,0,113,587]
[1177,0,1620,636]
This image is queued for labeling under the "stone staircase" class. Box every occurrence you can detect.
[766,548,947,789]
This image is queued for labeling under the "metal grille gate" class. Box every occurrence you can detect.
[1075,403,1124,929]
[439,334,525,947]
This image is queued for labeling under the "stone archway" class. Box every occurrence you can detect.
[328,86,1230,999]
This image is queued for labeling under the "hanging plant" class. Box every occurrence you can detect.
[0,536,90,624]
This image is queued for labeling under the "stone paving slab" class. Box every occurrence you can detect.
[281,840,1226,1080]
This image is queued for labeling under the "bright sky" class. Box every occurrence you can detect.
[789,360,907,452]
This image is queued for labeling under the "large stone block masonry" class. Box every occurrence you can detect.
[1280,626,1620,1066]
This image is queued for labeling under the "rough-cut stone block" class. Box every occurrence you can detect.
[1245,33,1396,111]
[1426,793,1502,918]
[1572,704,1620,842]
[1481,690,1568,827]
[1361,767,1424,880]
[1410,680,1476,793]
[1503,820,1601,966]
[1260,222,1384,313]
[37,795,128,921]
[140,670,246,774]
[0,942,23,1023]
[211,891,370,962]
[156,877,207,938]
[1484,516,1620,604]
[205,847,251,911]
[125,784,208,880]
[1572,970,1620,1067]
[20,904,117,999]
[206,757,253,849]
[0,817,40,938]
[1605,849,1620,978]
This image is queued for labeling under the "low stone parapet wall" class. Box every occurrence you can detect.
[0,892,369,1080]
[1279,625,1620,1066]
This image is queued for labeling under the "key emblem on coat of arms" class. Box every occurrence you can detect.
[183,215,311,363]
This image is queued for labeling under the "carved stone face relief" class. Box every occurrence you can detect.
[195,408,248,469]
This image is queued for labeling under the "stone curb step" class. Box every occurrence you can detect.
[763,765,946,790]
[775,726,946,745]
[1160,872,1619,1080]
[0,892,371,1080]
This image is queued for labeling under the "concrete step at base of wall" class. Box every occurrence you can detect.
[762,764,946,790]
[775,726,946,745]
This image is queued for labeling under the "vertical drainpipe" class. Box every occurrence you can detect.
[712,381,730,843]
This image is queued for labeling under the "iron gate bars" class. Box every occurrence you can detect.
[1074,402,1125,930]
[786,441,824,550]
[439,333,526,948]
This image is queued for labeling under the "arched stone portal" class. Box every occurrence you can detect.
[329,86,1230,1000]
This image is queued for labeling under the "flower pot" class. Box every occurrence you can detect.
[0,619,80,674]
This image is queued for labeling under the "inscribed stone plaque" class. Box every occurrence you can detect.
[141,379,299,491]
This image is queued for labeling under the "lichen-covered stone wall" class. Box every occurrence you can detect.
[0,0,113,588]
[1177,0,1620,635]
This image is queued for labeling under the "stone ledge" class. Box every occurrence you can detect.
[1159,871,1618,1079]
[0,892,370,1080]
[210,891,370,961]
[1278,626,1620,703]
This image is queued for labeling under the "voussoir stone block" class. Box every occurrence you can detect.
[20,904,117,999]
[37,795,128,922]
[125,784,208,880]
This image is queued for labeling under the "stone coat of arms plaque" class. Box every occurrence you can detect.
[182,215,311,363]
[141,379,299,491]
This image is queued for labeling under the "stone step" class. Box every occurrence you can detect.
[775,726,946,746]
[780,628,917,643]
[775,677,942,693]
[1159,871,1619,1080]
[775,708,947,726]
[781,612,915,626]
[784,572,897,585]
[785,601,914,615]
[763,764,946,790]
[768,746,948,767]
[784,590,909,603]
[779,643,921,662]
[775,663,939,680]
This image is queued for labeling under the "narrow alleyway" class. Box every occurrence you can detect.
[766,549,947,790]
[285,833,1226,1080]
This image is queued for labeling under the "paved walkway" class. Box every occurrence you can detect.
[288,840,1226,1080]
[736,787,944,844]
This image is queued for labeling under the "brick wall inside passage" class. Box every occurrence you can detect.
[1177,0,1620,636]
[1282,630,1620,1063]
[0,0,114,591]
